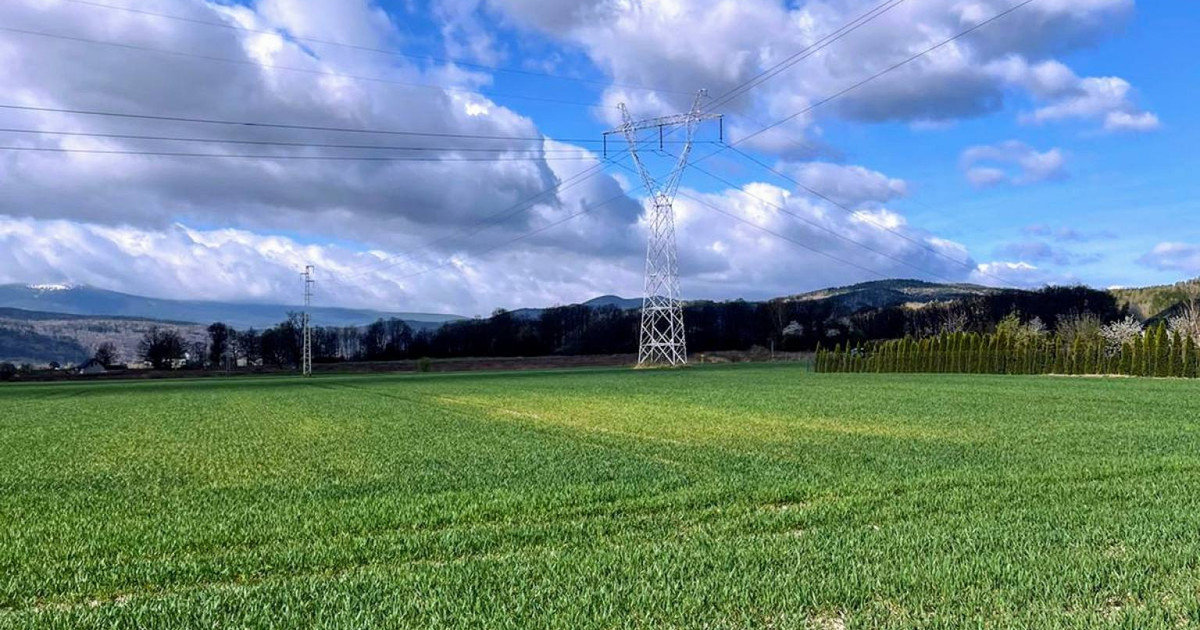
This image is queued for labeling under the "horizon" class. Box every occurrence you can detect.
[4,276,1193,322]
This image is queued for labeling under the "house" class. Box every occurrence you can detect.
[76,359,108,375]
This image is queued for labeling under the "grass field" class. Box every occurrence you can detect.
[3,366,1200,628]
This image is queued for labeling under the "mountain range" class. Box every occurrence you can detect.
[0,284,464,330]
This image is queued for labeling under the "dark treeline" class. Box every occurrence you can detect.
[153,285,1124,369]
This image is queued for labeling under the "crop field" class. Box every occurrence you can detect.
[3,366,1200,628]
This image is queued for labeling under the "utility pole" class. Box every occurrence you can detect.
[302,265,314,377]
[604,91,721,367]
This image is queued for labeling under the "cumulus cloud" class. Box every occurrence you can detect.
[0,214,650,317]
[1018,69,1160,132]
[1104,110,1161,132]
[0,0,632,245]
[1137,243,1200,274]
[669,180,976,298]
[0,0,1148,312]
[0,173,982,314]
[970,261,1074,288]
[487,0,1153,148]
[960,140,1067,187]
[784,161,908,208]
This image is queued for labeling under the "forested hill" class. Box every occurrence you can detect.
[1110,280,1200,320]
[397,283,1121,359]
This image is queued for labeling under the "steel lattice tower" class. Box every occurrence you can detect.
[301,265,314,377]
[605,91,721,367]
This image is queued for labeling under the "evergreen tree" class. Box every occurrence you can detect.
[1141,328,1154,377]
[1154,322,1170,377]
[1169,331,1183,378]
[1185,336,1198,379]
[987,336,999,374]
[1132,337,1144,376]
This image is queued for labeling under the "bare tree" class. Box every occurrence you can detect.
[138,327,186,370]
[93,342,119,367]
[1056,312,1103,347]
[1168,282,1200,343]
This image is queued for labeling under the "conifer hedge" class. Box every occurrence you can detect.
[815,329,1200,378]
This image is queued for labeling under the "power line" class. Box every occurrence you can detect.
[0,145,594,162]
[0,25,612,111]
[733,0,1038,148]
[704,0,911,112]
[358,0,1038,297]
[61,0,689,96]
[0,127,592,153]
[0,105,595,142]
[0,104,717,146]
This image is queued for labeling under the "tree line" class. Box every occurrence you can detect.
[88,285,1131,370]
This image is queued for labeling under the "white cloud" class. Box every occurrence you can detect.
[488,0,1151,148]
[970,261,1073,288]
[1104,110,1161,132]
[0,0,626,245]
[960,140,1067,187]
[784,161,908,208]
[1137,243,1200,274]
[670,180,977,298]
[0,0,1149,312]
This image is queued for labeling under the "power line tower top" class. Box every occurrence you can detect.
[301,265,314,377]
[603,91,721,368]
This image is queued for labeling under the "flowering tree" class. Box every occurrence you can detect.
[1101,316,1143,356]
[1168,301,1200,343]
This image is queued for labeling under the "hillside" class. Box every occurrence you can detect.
[0,308,206,366]
[0,284,464,329]
[784,279,1007,317]
[0,328,89,365]
[1109,279,1200,320]
[511,295,642,320]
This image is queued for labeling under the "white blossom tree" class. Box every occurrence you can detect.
[1101,316,1143,356]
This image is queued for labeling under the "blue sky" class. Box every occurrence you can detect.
[0,0,1195,314]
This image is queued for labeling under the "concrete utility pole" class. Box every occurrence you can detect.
[604,91,721,367]
[302,265,314,377]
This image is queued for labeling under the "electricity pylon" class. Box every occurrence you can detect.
[301,265,314,377]
[605,91,721,367]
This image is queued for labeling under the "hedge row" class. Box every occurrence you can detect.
[815,322,1200,378]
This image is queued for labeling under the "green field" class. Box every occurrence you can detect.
[3,366,1200,628]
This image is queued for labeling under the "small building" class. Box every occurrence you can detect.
[76,359,108,375]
